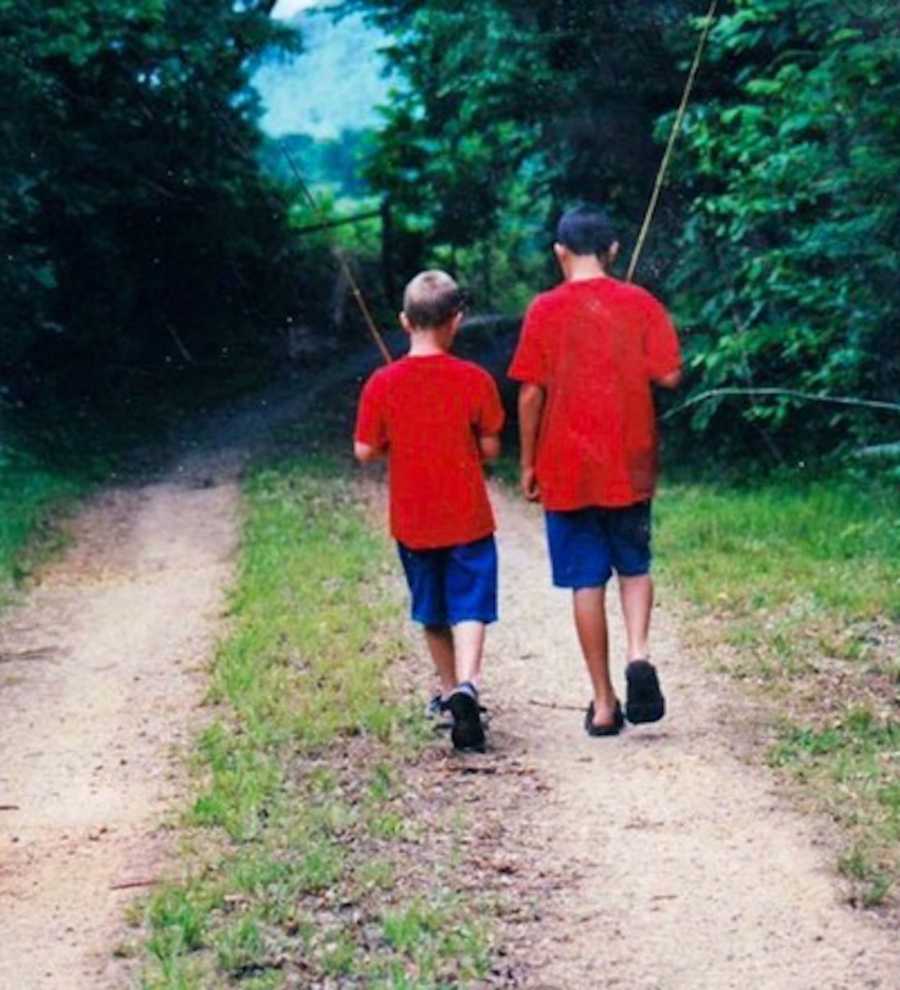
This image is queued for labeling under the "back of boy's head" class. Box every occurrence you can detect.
[403,270,463,329]
[557,204,617,257]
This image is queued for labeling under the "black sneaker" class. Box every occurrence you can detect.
[447,683,486,753]
[425,693,453,731]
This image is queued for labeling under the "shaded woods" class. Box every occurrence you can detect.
[2,0,898,464]
[2,1,304,415]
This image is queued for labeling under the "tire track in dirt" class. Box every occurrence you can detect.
[0,360,387,989]
[2,372,896,988]
[0,475,239,988]
[483,486,897,990]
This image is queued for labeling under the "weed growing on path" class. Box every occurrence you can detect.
[657,477,900,908]
[136,454,525,989]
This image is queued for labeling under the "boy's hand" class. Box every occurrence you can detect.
[354,441,385,463]
[520,466,540,501]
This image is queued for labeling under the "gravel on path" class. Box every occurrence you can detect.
[483,486,898,989]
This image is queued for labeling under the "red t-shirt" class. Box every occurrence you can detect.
[355,353,505,549]
[508,277,681,509]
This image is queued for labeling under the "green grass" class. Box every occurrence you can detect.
[0,355,281,607]
[136,453,499,988]
[656,475,900,906]
[656,477,899,620]
[0,440,90,598]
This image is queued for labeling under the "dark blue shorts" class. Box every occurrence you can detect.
[545,502,652,589]
[397,535,498,627]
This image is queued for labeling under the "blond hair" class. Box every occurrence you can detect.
[402,270,463,329]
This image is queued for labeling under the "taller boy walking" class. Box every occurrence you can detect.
[509,204,682,736]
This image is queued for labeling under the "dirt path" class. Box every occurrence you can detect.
[0,362,391,988]
[484,487,897,989]
[1,377,896,988]
[0,466,239,987]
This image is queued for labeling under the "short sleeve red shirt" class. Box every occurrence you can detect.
[354,354,505,549]
[508,277,681,509]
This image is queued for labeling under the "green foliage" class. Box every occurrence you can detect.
[1,0,301,405]
[0,435,89,598]
[260,128,377,198]
[343,0,710,306]
[344,0,898,460]
[656,474,900,621]
[669,0,900,454]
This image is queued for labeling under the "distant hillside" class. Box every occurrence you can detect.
[253,9,392,139]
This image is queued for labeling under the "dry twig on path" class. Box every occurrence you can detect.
[109,878,158,892]
[0,648,57,664]
[528,699,583,712]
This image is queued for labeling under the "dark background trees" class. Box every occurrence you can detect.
[1,0,303,412]
[1,0,896,464]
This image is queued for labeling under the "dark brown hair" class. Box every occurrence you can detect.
[557,204,617,257]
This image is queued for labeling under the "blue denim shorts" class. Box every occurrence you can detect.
[397,535,498,627]
[545,502,652,588]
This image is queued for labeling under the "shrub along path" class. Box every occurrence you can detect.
[0,375,896,988]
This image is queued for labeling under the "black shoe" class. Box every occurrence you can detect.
[625,659,666,724]
[584,699,625,737]
[425,693,453,731]
[447,683,486,752]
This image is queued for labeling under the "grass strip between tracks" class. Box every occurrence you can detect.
[132,453,499,989]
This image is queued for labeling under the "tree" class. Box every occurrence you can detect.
[0,0,300,406]
[341,0,713,299]
[669,0,900,454]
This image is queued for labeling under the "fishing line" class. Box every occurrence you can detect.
[626,0,719,282]
[211,102,393,365]
[272,140,393,364]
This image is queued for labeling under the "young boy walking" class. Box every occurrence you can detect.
[508,204,682,736]
[354,270,504,752]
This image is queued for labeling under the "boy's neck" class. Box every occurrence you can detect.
[407,328,452,357]
[566,254,610,282]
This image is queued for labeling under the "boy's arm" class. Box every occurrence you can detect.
[353,373,389,464]
[478,434,501,463]
[473,369,505,465]
[508,299,548,502]
[518,383,546,501]
[643,292,682,390]
[653,367,682,390]
[354,441,386,463]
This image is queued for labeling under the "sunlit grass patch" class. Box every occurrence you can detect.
[373,898,490,987]
[769,707,899,906]
[137,452,501,987]
[656,477,899,621]
[657,475,900,905]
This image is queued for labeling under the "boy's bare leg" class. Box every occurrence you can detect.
[451,620,486,688]
[618,574,652,660]
[573,587,617,724]
[424,624,456,696]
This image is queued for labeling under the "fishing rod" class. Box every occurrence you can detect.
[627,0,719,282]
[211,102,393,365]
[272,140,393,365]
